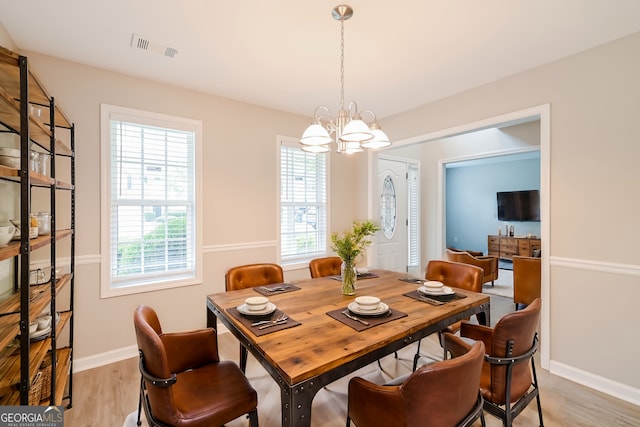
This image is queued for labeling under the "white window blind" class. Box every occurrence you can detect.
[101,104,201,296]
[407,164,420,269]
[280,138,327,263]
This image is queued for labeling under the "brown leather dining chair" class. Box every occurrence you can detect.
[225,262,284,372]
[512,256,541,311]
[446,248,499,286]
[309,256,342,278]
[413,260,484,370]
[133,305,258,427]
[443,298,544,427]
[347,337,486,427]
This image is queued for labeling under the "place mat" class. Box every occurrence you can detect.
[252,283,301,296]
[403,290,467,306]
[329,272,380,281]
[326,306,407,332]
[227,307,301,336]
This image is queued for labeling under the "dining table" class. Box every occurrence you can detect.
[206,269,490,427]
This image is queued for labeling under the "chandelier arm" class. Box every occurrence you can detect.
[313,105,333,121]
[360,108,377,123]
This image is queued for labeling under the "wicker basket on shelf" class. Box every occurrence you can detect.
[28,372,42,405]
[39,351,53,401]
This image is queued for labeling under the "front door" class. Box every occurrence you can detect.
[376,158,408,272]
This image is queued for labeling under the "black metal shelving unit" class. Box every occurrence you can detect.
[0,45,75,407]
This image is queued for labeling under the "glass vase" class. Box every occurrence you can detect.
[341,259,357,296]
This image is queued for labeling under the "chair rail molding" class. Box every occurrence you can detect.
[550,256,640,276]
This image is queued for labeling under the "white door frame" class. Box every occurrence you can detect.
[368,104,551,369]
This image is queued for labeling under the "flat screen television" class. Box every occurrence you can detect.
[497,190,540,222]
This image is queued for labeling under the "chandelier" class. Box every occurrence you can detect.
[300,5,391,154]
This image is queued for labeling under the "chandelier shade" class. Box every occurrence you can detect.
[300,4,391,154]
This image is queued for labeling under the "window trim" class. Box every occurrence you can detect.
[100,104,203,298]
[277,135,330,267]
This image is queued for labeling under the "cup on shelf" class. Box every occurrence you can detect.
[37,154,48,176]
[36,212,51,235]
[29,151,39,173]
[36,315,52,330]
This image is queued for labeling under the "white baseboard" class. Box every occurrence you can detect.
[550,360,640,406]
[73,344,138,373]
[73,329,231,372]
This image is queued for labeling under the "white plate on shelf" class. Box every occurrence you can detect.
[348,301,389,317]
[29,326,51,341]
[237,302,277,316]
[418,286,455,296]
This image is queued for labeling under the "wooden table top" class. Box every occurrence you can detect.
[207,270,490,385]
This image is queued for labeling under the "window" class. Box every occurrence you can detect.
[100,104,202,297]
[407,163,420,273]
[279,136,327,265]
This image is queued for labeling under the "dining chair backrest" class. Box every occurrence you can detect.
[486,297,541,404]
[225,263,284,291]
[426,260,483,293]
[133,304,259,426]
[309,256,342,278]
[513,256,541,308]
[347,337,485,427]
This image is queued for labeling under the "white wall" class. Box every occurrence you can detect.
[376,32,640,402]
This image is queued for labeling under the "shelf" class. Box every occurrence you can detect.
[0,311,72,396]
[0,163,74,189]
[0,274,72,354]
[0,88,72,155]
[0,229,73,263]
[0,347,71,406]
[0,48,72,129]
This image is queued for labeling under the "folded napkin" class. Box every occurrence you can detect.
[226,307,301,336]
[326,306,407,332]
[399,277,424,285]
[252,283,300,296]
[403,290,467,306]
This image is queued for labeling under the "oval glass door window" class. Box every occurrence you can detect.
[380,175,397,239]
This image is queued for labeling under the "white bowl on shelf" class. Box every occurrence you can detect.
[36,315,52,330]
[0,225,15,248]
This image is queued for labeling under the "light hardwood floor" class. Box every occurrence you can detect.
[65,295,639,426]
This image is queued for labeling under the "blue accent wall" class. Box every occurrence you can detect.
[445,157,540,254]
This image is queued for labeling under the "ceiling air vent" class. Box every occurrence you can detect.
[130,33,178,58]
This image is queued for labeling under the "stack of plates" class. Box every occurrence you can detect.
[0,148,20,169]
[347,301,390,317]
[237,302,277,316]
[418,283,456,301]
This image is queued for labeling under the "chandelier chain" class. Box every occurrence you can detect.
[340,18,345,111]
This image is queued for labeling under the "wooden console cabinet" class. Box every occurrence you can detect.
[488,235,541,260]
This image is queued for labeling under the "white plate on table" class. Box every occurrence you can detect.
[418,286,455,296]
[237,302,277,316]
[348,301,389,317]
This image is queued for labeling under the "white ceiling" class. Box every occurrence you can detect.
[1,1,640,119]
